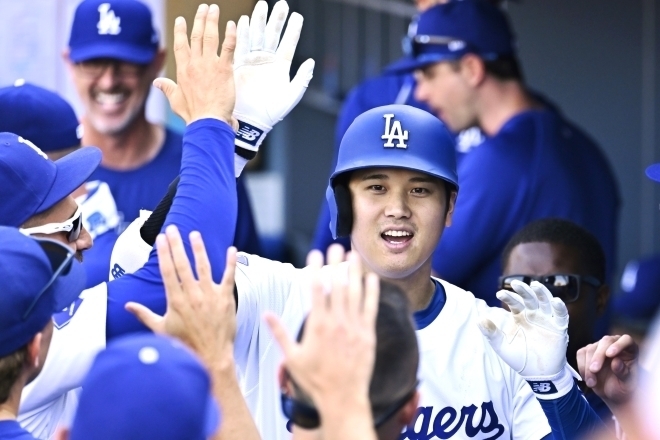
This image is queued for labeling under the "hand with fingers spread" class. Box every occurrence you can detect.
[125,225,238,366]
[155,4,237,126]
[264,244,380,439]
[577,335,638,406]
[478,280,577,398]
[233,0,315,172]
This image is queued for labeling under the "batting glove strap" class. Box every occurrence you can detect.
[525,364,582,400]
[234,119,271,176]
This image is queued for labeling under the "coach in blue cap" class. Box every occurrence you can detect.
[386,0,620,306]
[64,0,261,255]
[0,227,85,440]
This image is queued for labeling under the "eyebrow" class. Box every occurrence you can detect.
[361,173,436,184]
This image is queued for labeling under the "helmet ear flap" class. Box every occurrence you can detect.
[334,182,353,238]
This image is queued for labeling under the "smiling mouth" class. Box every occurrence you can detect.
[94,91,129,106]
[381,230,414,246]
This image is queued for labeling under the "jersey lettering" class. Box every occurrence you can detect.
[400,401,504,440]
[382,114,409,148]
[97,3,121,35]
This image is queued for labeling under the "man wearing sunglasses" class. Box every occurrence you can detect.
[0,227,86,440]
[386,0,619,308]
[500,218,612,421]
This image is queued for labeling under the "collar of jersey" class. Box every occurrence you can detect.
[413,278,447,330]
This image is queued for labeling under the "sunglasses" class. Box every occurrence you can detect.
[280,383,417,430]
[498,274,602,303]
[20,204,84,243]
[21,237,75,320]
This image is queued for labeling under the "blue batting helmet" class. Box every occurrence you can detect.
[326,104,458,239]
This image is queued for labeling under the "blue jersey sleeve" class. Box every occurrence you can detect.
[539,382,607,439]
[105,119,237,339]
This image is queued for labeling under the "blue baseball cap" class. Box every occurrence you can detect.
[646,163,660,182]
[386,0,516,73]
[0,133,101,227]
[68,0,159,64]
[0,227,85,357]
[70,334,221,440]
[613,255,660,325]
[0,80,82,153]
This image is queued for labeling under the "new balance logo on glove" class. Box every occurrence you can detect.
[236,121,265,148]
[528,381,558,395]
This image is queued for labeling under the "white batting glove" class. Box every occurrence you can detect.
[233,0,315,176]
[477,280,580,399]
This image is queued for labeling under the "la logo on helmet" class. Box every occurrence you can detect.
[382,114,409,149]
[98,3,121,35]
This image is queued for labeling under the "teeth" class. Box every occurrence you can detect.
[95,92,126,105]
[383,230,412,237]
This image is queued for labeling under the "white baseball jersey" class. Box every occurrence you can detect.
[234,253,551,440]
[18,283,108,439]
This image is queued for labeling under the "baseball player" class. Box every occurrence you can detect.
[127,103,602,439]
[0,227,86,440]
[6,4,313,438]
[0,81,121,289]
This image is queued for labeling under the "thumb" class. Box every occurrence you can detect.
[125,302,164,334]
[153,78,178,100]
[477,318,506,351]
[279,58,315,119]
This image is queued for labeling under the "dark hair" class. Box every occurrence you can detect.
[293,280,419,418]
[0,344,28,403]
[501,218,606,283]
[483,55,524,82]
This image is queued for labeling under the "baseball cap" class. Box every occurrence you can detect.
[0,226,86,357]
[68,0,159,64]
[613,255,660,325]
[646,163,660,182]
[0,80,82,153]
[386,0,516,73]
[70,334,221,440]
[0,132,102,227]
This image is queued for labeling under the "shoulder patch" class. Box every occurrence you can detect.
[53,298,85,330]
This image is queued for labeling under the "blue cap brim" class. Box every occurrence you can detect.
[384,54,459,74]
[646,164,660,182]
[38,147,102,214]
[50,258,86,312]
[204,395,221,437]
[69,42,157,64]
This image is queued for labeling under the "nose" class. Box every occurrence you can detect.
[384,192,412,219]
[95,64,121,90]
[413,75,427,102]
[75,227,94,254]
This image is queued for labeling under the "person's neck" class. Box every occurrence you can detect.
[477,80,541,137]
[382,263,436,312]
[82,114,164,171]
[0,376,26,421]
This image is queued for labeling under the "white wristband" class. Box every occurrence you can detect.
[525,364,581,400]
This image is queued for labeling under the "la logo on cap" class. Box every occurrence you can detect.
[98,3,121,35]
[382,114,408,149]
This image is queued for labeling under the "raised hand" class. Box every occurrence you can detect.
[233,0,315,170]
[155,4,236,126]
[577,334,638,406]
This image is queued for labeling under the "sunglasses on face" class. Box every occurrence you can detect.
[498,274,602,303]
[20,204,84,243]
[280,383,417,430]
[76,58,147,79]
[21,237,75,320]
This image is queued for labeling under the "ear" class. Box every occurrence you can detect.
[595,284,610,316]
[444,190,458,227]
[398,391,420,426]
[26,333,43,368]
[62,49,76,76]
[150,49,167,73]
[459,54,486,87]
[277,364,291,394]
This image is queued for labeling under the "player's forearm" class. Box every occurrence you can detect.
[208,360,261,440]
[538,382,607,439]
[317,396,377,440]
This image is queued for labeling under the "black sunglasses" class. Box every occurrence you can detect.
[281,384,417,430]
[22,238,75,320]
[498,274,601,303]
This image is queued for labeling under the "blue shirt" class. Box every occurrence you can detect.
[84,128,260,288]
[105,120,237,339]
[433,109,619,305]
[0,421,37,439]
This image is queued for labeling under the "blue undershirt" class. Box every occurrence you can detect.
[105,120,237,339]
[0,420,37,439]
